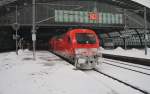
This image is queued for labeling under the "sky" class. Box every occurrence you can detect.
[132,0,150,8]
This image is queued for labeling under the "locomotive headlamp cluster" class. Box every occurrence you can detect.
[75,48,98,57]
[78,58,86,64]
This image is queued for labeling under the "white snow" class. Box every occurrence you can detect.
[0,49,150,94]
[85,70,143,94]
[132,0,150,8]
[0,50,112,94]
[101,47,150,59]
[97,62,150,93]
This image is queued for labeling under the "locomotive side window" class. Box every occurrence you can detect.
[68,36,71,44]
[76,33,96,44]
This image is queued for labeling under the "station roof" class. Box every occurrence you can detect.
[0,0,150,25]
[0,0,149,9]
[0,0,17,6]
[132,0,150,8]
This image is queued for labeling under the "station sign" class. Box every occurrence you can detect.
[12,34,20,40]
[55,10,123,24]
[32,34,36,41]
[12,23,20,30]
[145,34,148,40]
[88,12,99,20]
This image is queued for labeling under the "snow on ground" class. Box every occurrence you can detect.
[1,49,150,94]
[97,62,150,93]
[0,49,112,94]
[85,70,143,94]
[104,58,150,74]
[100,47,150,59]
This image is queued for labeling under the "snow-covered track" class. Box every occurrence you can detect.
[105,59,150,71]
[103,54,150,66]
[93,68,150,94]
[103,62,150,76]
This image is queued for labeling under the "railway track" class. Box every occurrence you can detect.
[103,61,150,76]
[93,68,150,94]
[104,59,150,71]
[51,51,150,94]
[103,54,150,66]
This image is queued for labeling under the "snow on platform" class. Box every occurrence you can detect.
[0,50,111,94]
[101,47,150,59]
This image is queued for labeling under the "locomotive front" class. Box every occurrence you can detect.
[72,29,101,69]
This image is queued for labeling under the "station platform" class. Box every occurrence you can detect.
[0,50,111,94]
[101,47,150,59]
[101,47,150,66]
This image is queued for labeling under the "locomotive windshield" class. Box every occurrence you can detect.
[76,33,96,44]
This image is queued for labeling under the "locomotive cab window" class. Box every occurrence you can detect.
[76,33,96,44]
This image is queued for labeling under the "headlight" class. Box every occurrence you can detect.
[75,48,98,56]
[78,58,86,64]
[75,48,81,55]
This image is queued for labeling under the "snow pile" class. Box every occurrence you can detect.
[115,47,124,52]
[24,49,31,53]
[99,47,104,51]
[18,49,24,55]
[102,47,150,59]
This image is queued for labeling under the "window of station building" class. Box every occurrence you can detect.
[98,13,102,24]
[58,10,64,22]
[109,13,112,24]
[55,10,59,22]
[134,38,139,45]
[131,38,135,45]
[118,38,124,45]
[135,37,141,45]
[134,36,140,45]
[111,14,116,24]
[102,13,107,24]
[74,11,79,23]
[55,10,58,22]
[119,14,123,24]
[84,12,89,23]
[67,11,71,22]
[115,14,119,24]
[63,11,69,22]
[109,32,120,37]
[137,29,143,34]
[106,13,109,24]
[79,11,84,23]
[68,11,75,22]
[114,14,117,24]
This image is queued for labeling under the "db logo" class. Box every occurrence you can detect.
[88,12,98,20]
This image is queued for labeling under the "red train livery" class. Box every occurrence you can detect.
[49,29,101,69]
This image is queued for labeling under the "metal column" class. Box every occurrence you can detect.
[124,9,127,50]
[32,0,36,60]
[15,5,18,55]
[144,7,148,55]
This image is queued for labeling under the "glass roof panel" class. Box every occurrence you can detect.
[131,0,150,8]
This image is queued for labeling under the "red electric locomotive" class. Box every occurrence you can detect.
[49,29,102,69]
